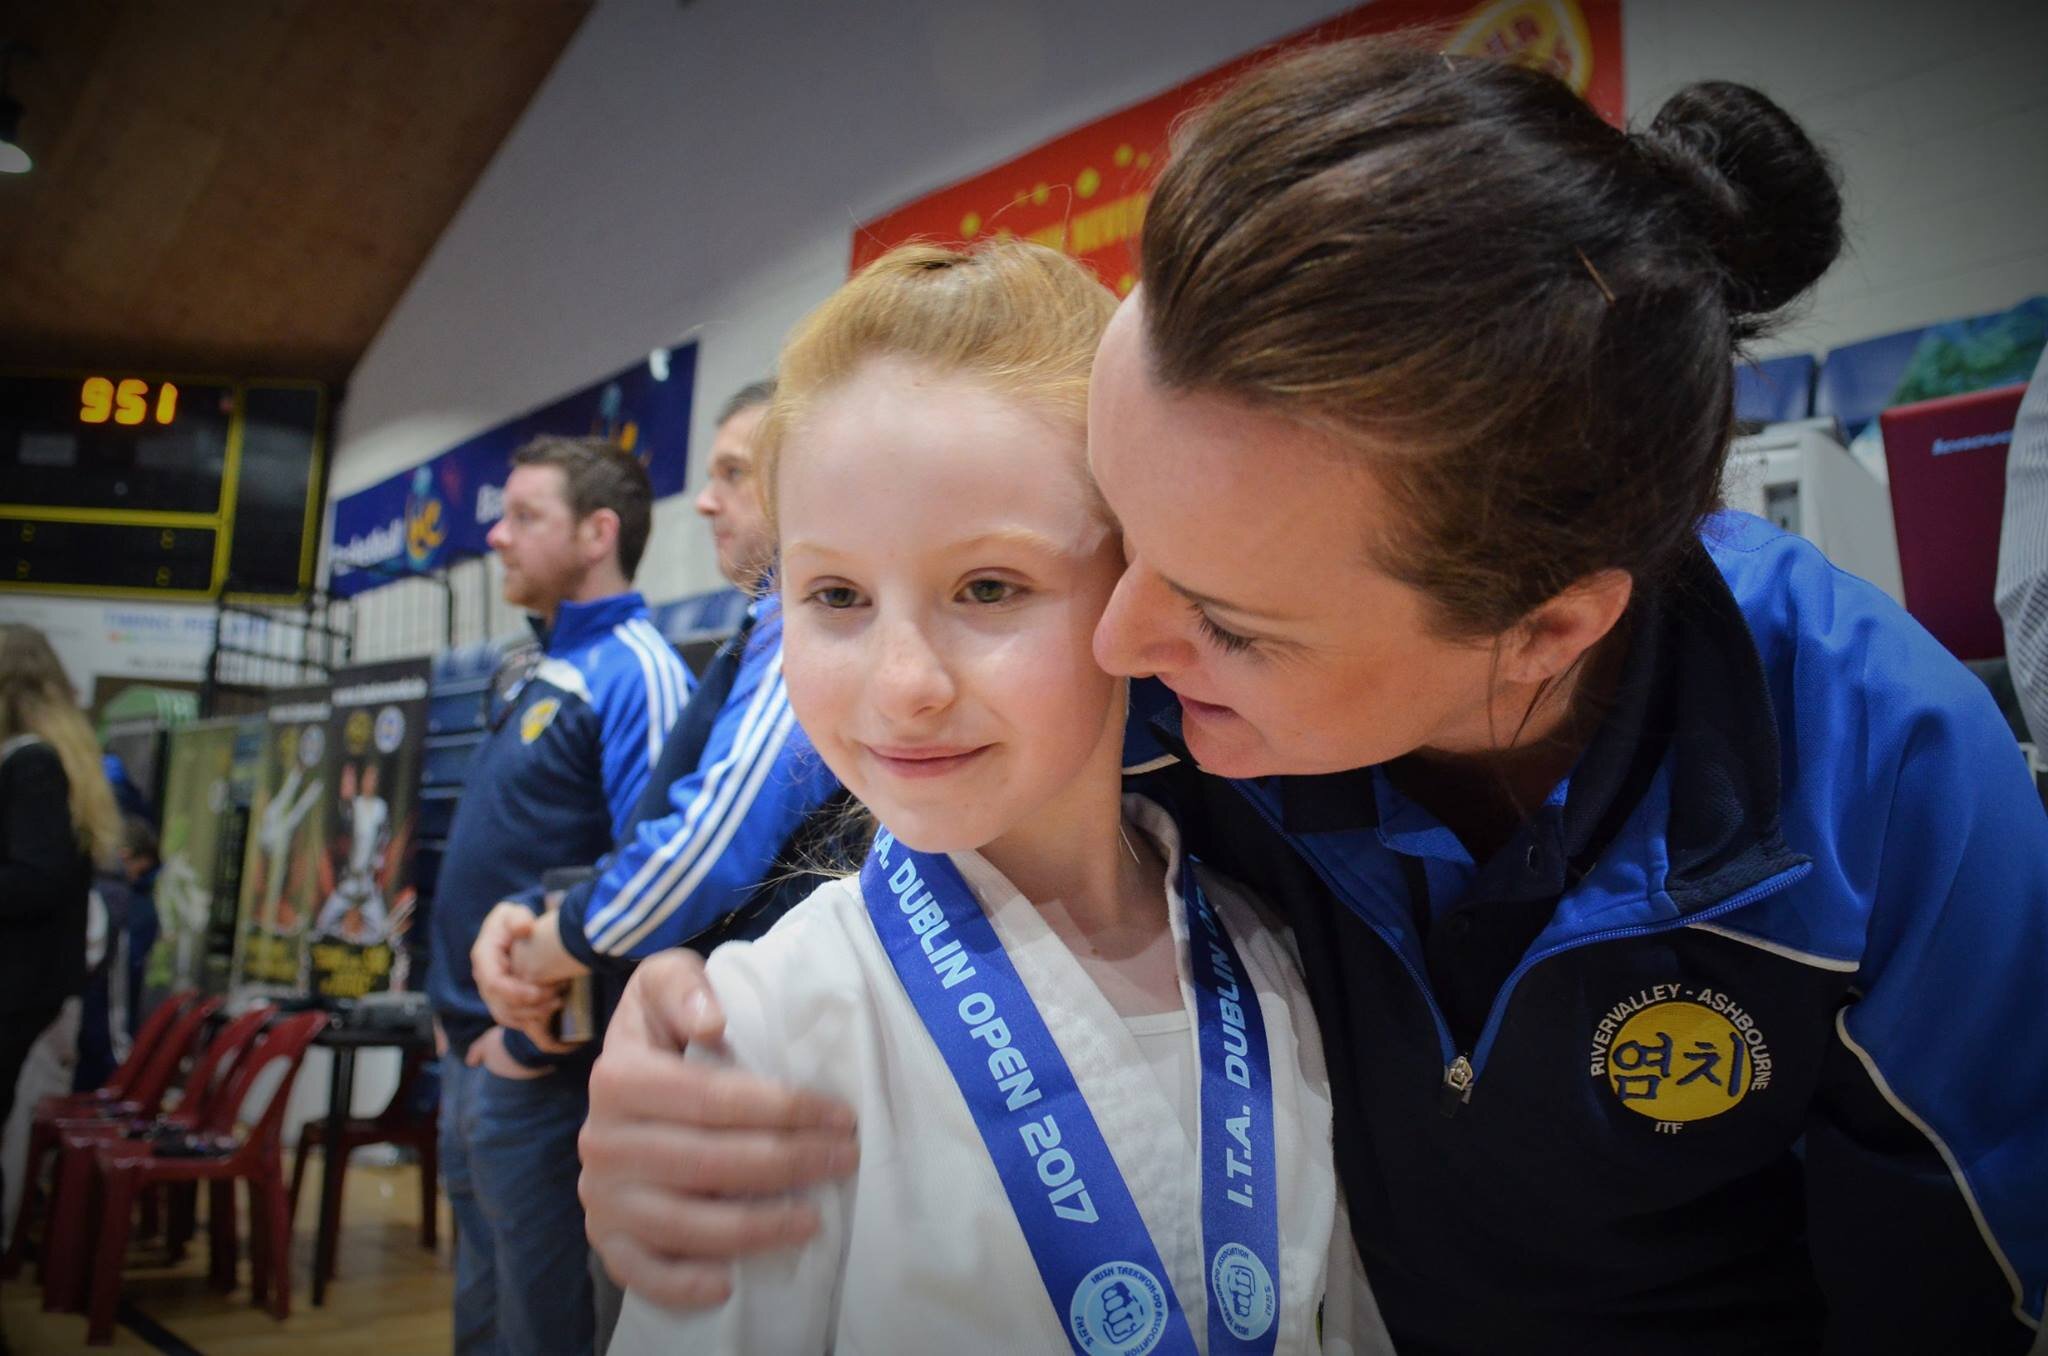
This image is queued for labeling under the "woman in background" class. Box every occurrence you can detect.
[0,624,119,1337]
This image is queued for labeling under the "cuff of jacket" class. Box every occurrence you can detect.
[557,878,634,974]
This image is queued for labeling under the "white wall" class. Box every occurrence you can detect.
[0,595,220,695]
[334,0,2048,613]
[332,0,1367,610]
[1624,0,2048,360]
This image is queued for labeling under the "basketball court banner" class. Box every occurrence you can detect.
[852,0,1622,289]
[328,341,699,597]
[308,659,429,999]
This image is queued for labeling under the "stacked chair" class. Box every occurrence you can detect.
[8,994,331,1346]
[74,1010,330,1343]
[4,989,220,1280]
[36,1004,278,1310]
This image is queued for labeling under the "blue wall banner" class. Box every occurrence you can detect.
[328,343,699,597]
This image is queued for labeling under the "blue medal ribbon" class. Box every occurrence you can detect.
[861,826,1281,1355]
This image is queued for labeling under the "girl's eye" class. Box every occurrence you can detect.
[1195,607,1259,657]
[962,578,1019,605]
[809,585,862,610]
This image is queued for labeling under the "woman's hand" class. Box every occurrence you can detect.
[579,949,861,1308]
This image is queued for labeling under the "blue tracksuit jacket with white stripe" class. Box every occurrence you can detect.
[557,593,841,966]
[1129,512,2048,1353]
[427,591,691,1060]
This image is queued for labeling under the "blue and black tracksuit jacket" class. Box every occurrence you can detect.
[553,593,844,970]
[1129,512,2047,1353]
[426,591,691,1067]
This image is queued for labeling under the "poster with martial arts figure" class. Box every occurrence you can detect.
[308,659,428,999]
[230,687,331,991]
[148,717,263,996]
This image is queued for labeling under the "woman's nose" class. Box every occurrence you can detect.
[1095,561,1198,678]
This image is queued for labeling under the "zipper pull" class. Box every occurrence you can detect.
[1439,1055,1475,1117]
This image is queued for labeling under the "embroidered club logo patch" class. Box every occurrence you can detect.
[1070,1259,1168,1355]
[519,697,560,745]
[1589,985,1774,1127]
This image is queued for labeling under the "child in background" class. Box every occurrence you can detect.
[607,241,1389,1354]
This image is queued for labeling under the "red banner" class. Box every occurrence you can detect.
[853,0,1623,292]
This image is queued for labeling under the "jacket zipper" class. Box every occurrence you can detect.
[1233,783,1813,1116]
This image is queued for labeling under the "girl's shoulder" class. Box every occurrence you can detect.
[706,874,875,987]
[700,874,895,1071]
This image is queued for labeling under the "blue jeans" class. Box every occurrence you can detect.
[440,1052,595,1355]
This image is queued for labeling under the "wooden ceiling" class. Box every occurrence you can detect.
[0,0,591,387]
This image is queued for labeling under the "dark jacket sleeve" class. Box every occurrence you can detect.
[1802,686,2048,1353]
[0,743,84,924]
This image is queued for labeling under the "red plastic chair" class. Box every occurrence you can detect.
[288,1039,439,1282]
[157,1006,283,1263]
[77,1010,331,1345]
[49,990,197,1111]
[35,1005,278,1313]
[4,992,219,1280]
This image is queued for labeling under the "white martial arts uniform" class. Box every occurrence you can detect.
[315,794,390,939]
[609,796,1392,1355]
[257,765,321,928]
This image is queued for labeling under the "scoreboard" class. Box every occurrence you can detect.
[1,371,326,600]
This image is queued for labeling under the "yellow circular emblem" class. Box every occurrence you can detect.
[520,697,561,745]
[344,709,373,755]
[1606,1000,1751,1122]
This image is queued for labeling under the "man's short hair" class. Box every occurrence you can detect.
[715,378,777,429]
[510,436,655,580]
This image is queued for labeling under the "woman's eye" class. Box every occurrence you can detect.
[962,578,1019,605]
[1195,607,1258,656]
[809,585,862,610]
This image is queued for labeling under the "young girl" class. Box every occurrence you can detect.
[607,242,1387,1353]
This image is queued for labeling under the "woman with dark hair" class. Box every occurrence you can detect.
[573,40,2047,1354]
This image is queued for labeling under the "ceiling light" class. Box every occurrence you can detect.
[0,43,31,175]
[0,99,29,175]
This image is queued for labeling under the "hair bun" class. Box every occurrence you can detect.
[1639,81,1843,333]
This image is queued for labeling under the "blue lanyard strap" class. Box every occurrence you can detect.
[861,829,1281,1355]
[1187,853,1281,1354]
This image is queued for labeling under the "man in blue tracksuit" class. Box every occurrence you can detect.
[1126,514,2048,1353]
[476,382,842,997]
[427,436,689,1356]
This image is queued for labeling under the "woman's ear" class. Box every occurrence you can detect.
[1500,568,1633,686]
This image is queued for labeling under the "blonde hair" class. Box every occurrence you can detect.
[0,624,123,864]
[755,239,1118,527]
